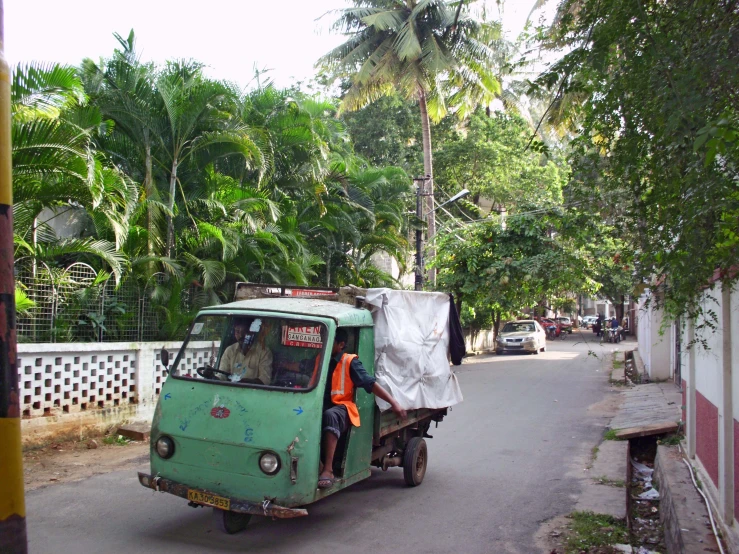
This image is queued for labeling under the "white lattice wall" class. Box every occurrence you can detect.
[152,342,218,394]
[17,341,215,420]
[18,348,137,417]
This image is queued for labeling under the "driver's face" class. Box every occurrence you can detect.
[234,324,248,341]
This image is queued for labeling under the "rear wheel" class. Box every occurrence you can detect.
[213,508,251,534]
[403,437,428,487]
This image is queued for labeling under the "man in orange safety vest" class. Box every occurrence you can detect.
[318,328,406,489]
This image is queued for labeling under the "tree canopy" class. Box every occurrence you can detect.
[535,0,739,319]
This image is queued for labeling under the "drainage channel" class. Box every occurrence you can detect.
[627,435,665,553]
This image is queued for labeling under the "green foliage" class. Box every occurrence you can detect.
[342,92,423,174]
[102,434,132,446]
[564,511,628,552]
[13,33,415,341]
[430,203,599,335]
[319,0,502,121]
[14,286,36,317]
[603,429,620,441]
[434,110,567,209]
[538,0,739,321]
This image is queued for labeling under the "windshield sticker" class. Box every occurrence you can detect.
[191,322,204,335]
[281,325,323,349]
[249,319,262,333]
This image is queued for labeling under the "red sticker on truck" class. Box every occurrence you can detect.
[211,406,231,419]
[281,325,323,349]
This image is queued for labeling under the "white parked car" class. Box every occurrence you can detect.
[496,320,547,355]
[582,315,598,329]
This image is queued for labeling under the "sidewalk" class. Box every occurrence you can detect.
[610,382,681,438]
[551,349,722,553]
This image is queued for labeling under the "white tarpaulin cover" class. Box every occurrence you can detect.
[365,288,463,410]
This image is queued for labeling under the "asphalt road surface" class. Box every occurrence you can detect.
[26,332,630,554]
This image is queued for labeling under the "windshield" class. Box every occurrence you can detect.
[169,314,327,390]
[502,322,535,333]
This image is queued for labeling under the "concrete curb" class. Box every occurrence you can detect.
[654,445,721,553]
[576,440,628,521]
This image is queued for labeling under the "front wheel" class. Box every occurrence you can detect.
[496,349,504,356]
[213,508,251,534]
[403,437,428,487]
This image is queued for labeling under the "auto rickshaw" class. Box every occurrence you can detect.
[137,293,447,534]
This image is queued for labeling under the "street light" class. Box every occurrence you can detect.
[438,189,470,209]
[414,182,470,291]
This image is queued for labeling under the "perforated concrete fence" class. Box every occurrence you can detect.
[17,341,214,437]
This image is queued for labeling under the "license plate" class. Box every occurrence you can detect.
[187,489,230,510]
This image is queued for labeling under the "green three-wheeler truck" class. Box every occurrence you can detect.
[138,285,449,534]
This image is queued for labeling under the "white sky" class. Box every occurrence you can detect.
[5,0,550,91]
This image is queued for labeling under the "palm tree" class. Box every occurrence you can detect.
[11,62,130,281]
[156,61,266,258]
[318,0,501,245]
[81,30,169,255]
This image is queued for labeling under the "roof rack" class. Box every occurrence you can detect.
[234,283,368,307]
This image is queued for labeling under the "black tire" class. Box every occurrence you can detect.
[213,508,251,534]
[403,437,428,487]
[496,349,504,356]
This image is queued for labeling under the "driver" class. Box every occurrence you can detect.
[218,317,273,385]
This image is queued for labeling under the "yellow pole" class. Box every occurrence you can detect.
[0,1,27,552]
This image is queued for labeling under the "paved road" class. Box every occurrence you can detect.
[26,333,631,554]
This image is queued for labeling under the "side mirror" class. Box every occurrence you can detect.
[160,347,170,370]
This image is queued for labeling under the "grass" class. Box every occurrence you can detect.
[565,511,629,553]
[587,445,600,469]
[594,475,626,488]
[102,434,132,446]
[603,429,621,441]
[658,433,684,446]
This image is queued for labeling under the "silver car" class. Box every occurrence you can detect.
[495,320,547,355]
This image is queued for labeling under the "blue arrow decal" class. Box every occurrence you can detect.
[164,393,171,400]
[293,407,303,415]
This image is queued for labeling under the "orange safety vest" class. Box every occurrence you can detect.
[330,353,361,427]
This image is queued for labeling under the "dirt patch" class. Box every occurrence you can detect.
[23,438,149,491]
[587,392,623,417]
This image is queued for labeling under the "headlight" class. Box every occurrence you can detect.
[496,336,504,342]
[156,436,174,459]
[523,337,535,343]
[259,452,281,475]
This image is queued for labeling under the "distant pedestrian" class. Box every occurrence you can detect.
[595,314,604,337]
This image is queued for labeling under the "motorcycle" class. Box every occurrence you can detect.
[605,327,622,343]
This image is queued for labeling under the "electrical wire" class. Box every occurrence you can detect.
[678,445,726,554]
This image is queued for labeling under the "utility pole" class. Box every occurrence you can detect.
[413,176,429,291]
[0,2,27,552]
[413,178,469,291]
